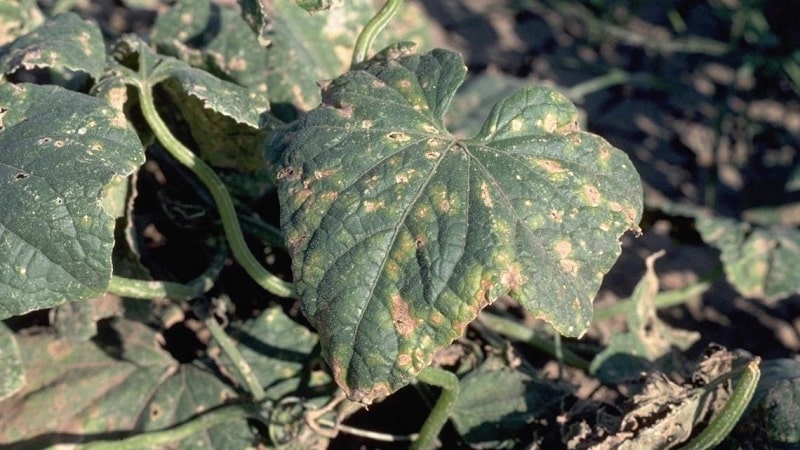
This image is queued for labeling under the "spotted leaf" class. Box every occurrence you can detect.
[273,48,642,403]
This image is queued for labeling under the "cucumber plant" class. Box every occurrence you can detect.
[0,0,765,448]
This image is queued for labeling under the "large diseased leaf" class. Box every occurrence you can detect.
[274,49,642,403]
[0,319,253,448]
[0,83,144,319]
[0,12,105,80]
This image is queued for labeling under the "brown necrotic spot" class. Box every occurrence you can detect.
[13,172,29,181]
[390,294,419,337]
[582,185,601,207]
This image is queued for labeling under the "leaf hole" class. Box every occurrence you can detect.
[38,137,51,145]
[415,236,425,249]
[13,172,29,181]
[150,403,162,419]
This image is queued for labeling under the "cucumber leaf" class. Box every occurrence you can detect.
[274,48,642,402]
[0,83,143,318]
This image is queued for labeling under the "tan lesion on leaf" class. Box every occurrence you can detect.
[554,240,572,259]
[387,131,411,142]
[397,354,412,367]
[480,182,494,208]
[510,118,524,131]
[363,200,385,212]
[582,185,601,207]
[560,259,580,275]
[276,166,301,182]
[537,159,565,173]
[361,119,373,129]
[440,199,451,213]
[391,294,421,337]
[313,168,339,180]
[500,265,525,292]
[550,209,564,223]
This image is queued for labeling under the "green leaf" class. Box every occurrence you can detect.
[0,319,254,448]
[450,356,570,448]
[696,216,800,300]
[0,12,106,80]
[0,83,144,319]
[140,365,253,449]
[151,0,271,92]
[275,49,642,402]
[0,0,44,46]
[0,321,24,402]
[243,0,433,116]
[590,251,699,383]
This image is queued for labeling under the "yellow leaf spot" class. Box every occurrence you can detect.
[480,182,493,208]
[540,113,558,133]
[361,119,373,129]
[510,118,523,131]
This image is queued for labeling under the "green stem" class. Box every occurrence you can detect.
[683,358,761,450]
[478,313,591,371]
[107,239,227,300]
[79,403,262,450]
[107,276,196,300]
[137,86,295,299]
[351,0,403,66]
[563,69,630,101]
[206,316,266,402]
[411,367,459,450]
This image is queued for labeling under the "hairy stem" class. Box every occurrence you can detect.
[206,316,266,401]
[351,0,403,66]
[411,367,459,450]
[137,85,295,299]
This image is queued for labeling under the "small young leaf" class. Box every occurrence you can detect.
[0,12,105,80]
[0,83,144,319]
[274,49,642,402]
